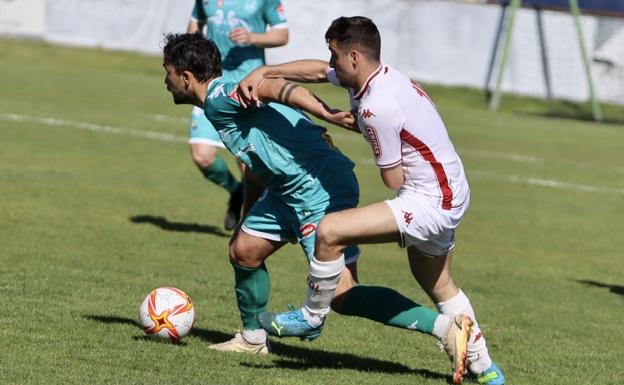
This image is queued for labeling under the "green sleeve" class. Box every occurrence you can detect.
[262,0,287,27]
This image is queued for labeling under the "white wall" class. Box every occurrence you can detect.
[44,0,194,53]
[0,0,46,36]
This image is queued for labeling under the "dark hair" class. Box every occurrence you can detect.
[325,16,381,61]
[163,32,222,82]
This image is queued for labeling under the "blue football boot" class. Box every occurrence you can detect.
[474,362,506,385]
[257,305,324,341]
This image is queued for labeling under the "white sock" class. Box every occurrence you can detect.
[241,328,267,345]
[302,256,345,327]
[436,289,492,374]
[432,314,452,340]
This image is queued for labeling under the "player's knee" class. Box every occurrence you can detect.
[190,145,218,169]
[316,214,344,249]
[228,240,263,269]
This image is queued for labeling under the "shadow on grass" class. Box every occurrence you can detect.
[129,215,229,237]
[84,314,449,380]
[83,315,189,345]
[85,315,139,326]
[575,279,624,298]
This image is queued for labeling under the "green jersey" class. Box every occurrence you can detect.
[192,0,287,79]
[203,78,357,209]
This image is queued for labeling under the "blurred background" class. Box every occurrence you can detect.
[2,0,624,106]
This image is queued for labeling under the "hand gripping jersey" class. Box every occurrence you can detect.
[328,65,470,211]
[192,0,287,79]
[202,77,358,210]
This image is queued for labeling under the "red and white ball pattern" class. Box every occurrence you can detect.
[139,287,195,343]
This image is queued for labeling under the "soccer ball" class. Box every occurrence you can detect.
[139,287,195,343]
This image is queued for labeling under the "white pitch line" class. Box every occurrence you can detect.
[460,149,539,163]
[460,148,624,175]
[0,113,187,143]
[469,170,624,195]
[140,113,188,124]
[3,112,623,195]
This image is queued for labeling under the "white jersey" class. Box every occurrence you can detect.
[328,64,469,210]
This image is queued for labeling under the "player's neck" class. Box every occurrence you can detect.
[355,61,382,92]
[193,80,211,108]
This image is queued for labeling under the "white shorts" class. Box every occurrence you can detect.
[384,190,469,257]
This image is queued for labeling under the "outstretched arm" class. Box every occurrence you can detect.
[254,78,356,131]
[238,60,330,107]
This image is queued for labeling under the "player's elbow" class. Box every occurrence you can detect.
[278,30,289,46]
[383,178,402,190]
[271,29,289,47]
[380,165,404,190]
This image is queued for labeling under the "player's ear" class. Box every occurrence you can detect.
[350,50,359,69]
[182,70,193,88]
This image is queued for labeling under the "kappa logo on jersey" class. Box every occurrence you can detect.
[299,223,317,237]
[402,211,413,225]
[207,84,227,100]
[361,109,375,119]
[365,125,382,158]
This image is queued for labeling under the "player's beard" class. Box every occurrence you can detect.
[334,69,356,90]
[170,89,195,105]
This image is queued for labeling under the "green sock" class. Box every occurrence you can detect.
[233,263,270,330]
[336,285,438,335]
[201,155,240,194]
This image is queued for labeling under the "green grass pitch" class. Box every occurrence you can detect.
[1,38,623,385]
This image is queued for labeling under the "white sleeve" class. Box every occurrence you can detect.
[361,98,404,169]
[326,68,341,87]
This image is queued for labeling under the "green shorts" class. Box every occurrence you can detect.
[241,190,361,264]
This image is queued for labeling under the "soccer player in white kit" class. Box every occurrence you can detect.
[238,16,506,385]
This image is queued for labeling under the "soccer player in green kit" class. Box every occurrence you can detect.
[186,0,288,230]
[162,33,472,381]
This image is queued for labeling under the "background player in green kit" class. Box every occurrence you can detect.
[186,0,288,230]
[162,33,472,377]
